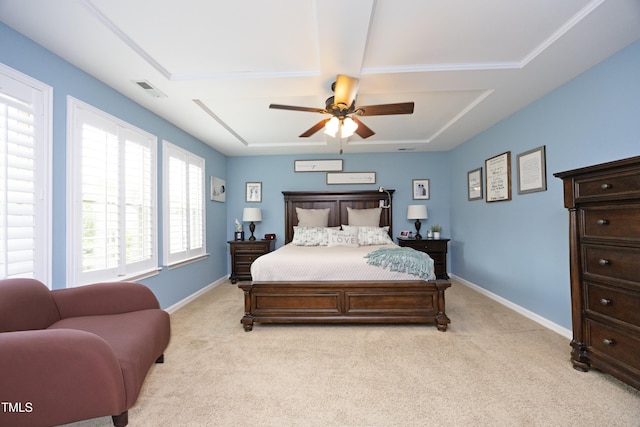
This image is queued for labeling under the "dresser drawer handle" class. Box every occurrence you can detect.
[598,259,610,266]
[596,219,609,226]
[600,183,612,190]
[600,298,612,306]
[603,338,615,346]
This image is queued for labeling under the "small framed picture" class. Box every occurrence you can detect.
[517,146,547,194]
[467,168,483,201]
[412,179,430,200]
[210,176,226,202]
[399,230,411,238]
[234,231,244,241]
[245,182,262,203]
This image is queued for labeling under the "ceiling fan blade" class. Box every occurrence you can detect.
[358,102,414,116]
[269,104,326,114]
[352,117,375,139]
[333,75,360,107]
[299,119,330,137]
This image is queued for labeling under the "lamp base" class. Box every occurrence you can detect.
[414,219,422,240]
[248,222,256,241]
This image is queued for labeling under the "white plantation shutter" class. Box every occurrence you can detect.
[0,65,51,282]
[68,98,157,286]
[163,141,205,265]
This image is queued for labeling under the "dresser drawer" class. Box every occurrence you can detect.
[581,205,640,241]
[582,245,640,284]
[575,169,640,202]
[586,319,640,370]
[586,282,640,326]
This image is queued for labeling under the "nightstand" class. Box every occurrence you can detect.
[228,240,275,284]
[397,237,450,279]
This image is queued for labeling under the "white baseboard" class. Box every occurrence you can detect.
[164,275,229,314]
[451,274,572,339]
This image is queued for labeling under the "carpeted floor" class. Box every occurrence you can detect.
[65,279,640,427]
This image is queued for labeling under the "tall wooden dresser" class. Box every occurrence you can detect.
[555,156,640,390]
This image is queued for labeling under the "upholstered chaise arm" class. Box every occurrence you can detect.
[0,329,127,427]
[51,281,161,318]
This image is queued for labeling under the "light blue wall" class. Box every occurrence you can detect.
[0,23,228,308]
[226,152,451,248]
[449,39,640,329]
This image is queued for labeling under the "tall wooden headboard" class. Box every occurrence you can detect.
[283,190,394,243]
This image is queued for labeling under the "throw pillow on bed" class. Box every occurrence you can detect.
[342,225,393,245]
[296,207,330,227]
[346,207,381,226]
[327,229,359,247]
[291,226,330,246]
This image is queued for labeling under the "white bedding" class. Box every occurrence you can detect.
[251,243,436,282]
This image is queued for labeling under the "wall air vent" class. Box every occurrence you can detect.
[133,80,167,98]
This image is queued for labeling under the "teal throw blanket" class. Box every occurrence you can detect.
[365,247,435,280]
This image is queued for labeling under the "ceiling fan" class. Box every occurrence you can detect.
[269,74,414,139]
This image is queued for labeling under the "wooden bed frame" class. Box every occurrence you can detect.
[239,190,451,331]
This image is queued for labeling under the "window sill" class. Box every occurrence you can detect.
[165,253,209,270]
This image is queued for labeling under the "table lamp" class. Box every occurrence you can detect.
[407,205,428,240]
[243,207,262,241]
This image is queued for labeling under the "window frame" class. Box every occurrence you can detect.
[66,97,158,287]
[0,63,52,285]
[162,140,207,267]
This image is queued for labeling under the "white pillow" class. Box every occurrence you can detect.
[296,207,330,227]
[347,207,381,226]
[327,229,359,247]
[291,226,330,246]
[342,225,393,246]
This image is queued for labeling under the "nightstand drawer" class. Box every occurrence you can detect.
[233,242,271,253]
[236,254,263,264]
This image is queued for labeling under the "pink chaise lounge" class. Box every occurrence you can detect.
[0,278,171,427]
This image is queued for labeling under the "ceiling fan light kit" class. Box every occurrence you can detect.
[269,74,414,144]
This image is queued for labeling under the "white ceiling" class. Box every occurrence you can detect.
[1,0,639,156]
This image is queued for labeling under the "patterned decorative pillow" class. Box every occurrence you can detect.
[347,207,381,226]
[291,226,330,246]
[327,229,359,247]
[342,225,393,245]
[296,208,330,227]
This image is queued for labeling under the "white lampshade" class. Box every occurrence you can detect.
[242,207,262,222]
[407,205,428,220]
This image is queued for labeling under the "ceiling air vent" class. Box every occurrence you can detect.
[133,80,167,98]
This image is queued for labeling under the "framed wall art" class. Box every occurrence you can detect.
[412,179,430,200]
[485,151,511,202]
[326,172,376,185]
[517,145,547,194]
[210,176,226,202]
[294,159,343,172]
[467,168,483,201]
[245,182,262,203]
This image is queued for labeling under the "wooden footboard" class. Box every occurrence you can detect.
[238,280,451,332]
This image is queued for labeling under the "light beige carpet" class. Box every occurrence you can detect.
[65,279,640,427]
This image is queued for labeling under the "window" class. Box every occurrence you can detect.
[162,141,205,266]
[67,98,157,286]
[0,64,52,283]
